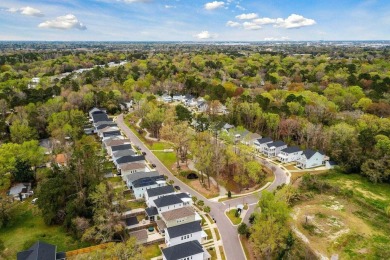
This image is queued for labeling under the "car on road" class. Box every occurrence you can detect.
[151,163,156,168]
[142,152,146,155]
[174,185,181,190]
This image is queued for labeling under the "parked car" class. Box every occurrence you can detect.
[31,198,38,204]
[174,185,181,190]
[142,152,146,155]
[151,163,156,168]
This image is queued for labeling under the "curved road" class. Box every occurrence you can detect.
[116,114,289,260]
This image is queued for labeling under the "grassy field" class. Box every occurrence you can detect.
[207,247,217,259]
[141,243,162,259]
[126,200,146,210]
[153,151,177,169]
[225,209,242,225]
[292,171,390,259]
[0,201,89,259]
[204,229,212,240]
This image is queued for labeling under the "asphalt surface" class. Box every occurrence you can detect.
[116,114,288,260]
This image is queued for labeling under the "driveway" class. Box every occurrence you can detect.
[116,114,289,260]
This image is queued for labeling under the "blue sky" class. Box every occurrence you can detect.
[0,0,389,41]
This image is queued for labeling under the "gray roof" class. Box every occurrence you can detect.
[154,194,183,208]
[95,120,115,127]
[111,144,132,152]
[302,149,323,159]
[256,137,273,144]
[281,146,302,154]
[113,150,136,159]
[146,185,174,197]
[9,183,30,196]
[92,113,109,123]
[166,221,202,239]
[96,123,117,130]
[126,171,159,183]
[162,240,204,260]
[116,155,145,165]
[132,176,165,188]
[17,241,58,260]
[266,140,286,148]
[145,206,158,216]
[102,130,121,137]
[223,123,234,130]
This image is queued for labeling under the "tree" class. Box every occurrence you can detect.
[175,104,192,122]
[250,189,291,259]
[10,119,38,144]
[238,222,249,236]
[361,157,390,183]
[11,158,34,182]
[143,103,165,138]
[0,197,13,228]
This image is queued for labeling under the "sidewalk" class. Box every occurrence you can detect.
[197,211,224,260]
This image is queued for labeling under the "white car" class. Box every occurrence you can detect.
[31,198,38,204]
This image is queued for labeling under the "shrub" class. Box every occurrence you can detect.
[227,190,232,198]
[237,223,249,236]
[249,213,256,224]
[204,206,211,213]
[235,209,240,218]
[192,196,198,203]
[197,200,204,207]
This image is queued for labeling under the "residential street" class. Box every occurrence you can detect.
[116,114,289,260]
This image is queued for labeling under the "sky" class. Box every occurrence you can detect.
[0,0,389,41]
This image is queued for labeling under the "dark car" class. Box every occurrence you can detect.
[151,163,156,168]
[142,152,146,155]
[174,185,181,190]
[187,173,199,179]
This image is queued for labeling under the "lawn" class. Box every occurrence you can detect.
[149,142,172,150]
[207,247,217,260]
[0,201,89,260]
[153,151,177,169]
[204,229,212,240]
[126,200,146,210]
[214,228,221,241]
[219,246,226,260]
[141,243,162,259]
[225,209,242,225]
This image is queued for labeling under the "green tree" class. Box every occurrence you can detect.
[11,158,34,182]
[10,119,38,144]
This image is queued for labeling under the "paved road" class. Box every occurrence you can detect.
[116,114,288,260]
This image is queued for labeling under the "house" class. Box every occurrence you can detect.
[17,241,65,260]
[197,101,208,113]
[130,175,166,199]
[145,185,175,207]
[119,162,148,180]
[125,171,160,188]
[263,141,287,158]
[88,107,105,119]
[296,149,325,169]
[162,240,210,260]
[172,95,184,102]
[55,153,68,167]
[104,138,130,154]
[115,155,145,168]
[253,137,273,152]
[145,206,159,222]
[241,132,262,146]
[101,130,121,140]
[97,126,119,138]
[8,183,32,201]
[91,113,110,124]
[111,144,132,153]
[277,146,303,163]
[161,94,173,103]
[27,77,40,89]
[152,193,192,214]
[165,221,206,247]
[182,94,195,106]
[94,121,117,132]
[221,123,234,133]
[160,207,201,228]
[111,150,136,162]
[129,229,148,244]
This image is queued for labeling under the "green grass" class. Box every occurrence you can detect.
[207,247,217,260]
[126,200,146,210]
[149,142,172,150]
[153,151,177,169]
[214,228,221,241]
[204,229,212,240]
[239,236,251,260]
[0,201,89,260]
[107,176,122,183]
[141,243,162,259]
[219,246,227,260]
[218,196,235,202]
[225,209,242,225]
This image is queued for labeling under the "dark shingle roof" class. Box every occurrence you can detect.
[132,176,165,188]
[257,137,273,144]
[125,216,139,226]
[116,155,145,165]
[266,140,286,148]
[111,144,132,152]
[92,113,109,123]
[96,123,117,130]
[145,206,158,216]
[113,150,135,159]
[17,241,57,260]
[102,130,121,137]
[146,185,175,197]
[126,171,159,183]
[281,146,302,154]
[166,221,202,239]
[302,149,323,159]
[154,194,183,208]
[162,240,204,260]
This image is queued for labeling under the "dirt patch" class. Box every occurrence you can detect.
[292,194,375,258]
[344,180,386,201]
[189,179,219,198]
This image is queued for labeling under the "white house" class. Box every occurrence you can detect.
[253,137,273,152]
[152,193,192,213]
[125,171,159,189]
[197,101,208,113]
[162,240,210,260]
[165,221,206,247]
[263,141,287,158]
[296,149,326,169]
[172,95,184,102]
[160,206,201,228]
[119,162,148,180]
[28,77,40,89]
[241,132,262,146]
[277,146,303,163]
[111,150,136,162]
[131,175,166,199]
[145,185,176,207]
[161,94,172,103]
[104,138,130,155]
[97,126,120,138]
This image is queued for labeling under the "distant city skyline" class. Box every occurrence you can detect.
[1,0,389,41]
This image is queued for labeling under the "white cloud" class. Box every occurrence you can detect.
[264,36,290,41]
[7,6,44,17]
[165,5,176,9]
[243,21,262,30]
[38,14,87,30]
[236,5,245,11]
[274,14,316,29]
[252,17,276,25]
[236,13,258,20]
[122,0,150,2]
[194,31,217,39]
[204,1,225,10]
[226,20,241,27]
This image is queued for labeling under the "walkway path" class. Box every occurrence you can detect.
[116,114,290,260]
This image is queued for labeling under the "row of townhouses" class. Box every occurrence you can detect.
[89,108,211,260]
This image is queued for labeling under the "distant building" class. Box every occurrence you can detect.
[277,146,303,163]
[27,77,40,89]
[162,240,210,260]
[165,221,206,247]
[296,149,326,169]
[17,241,65,260]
